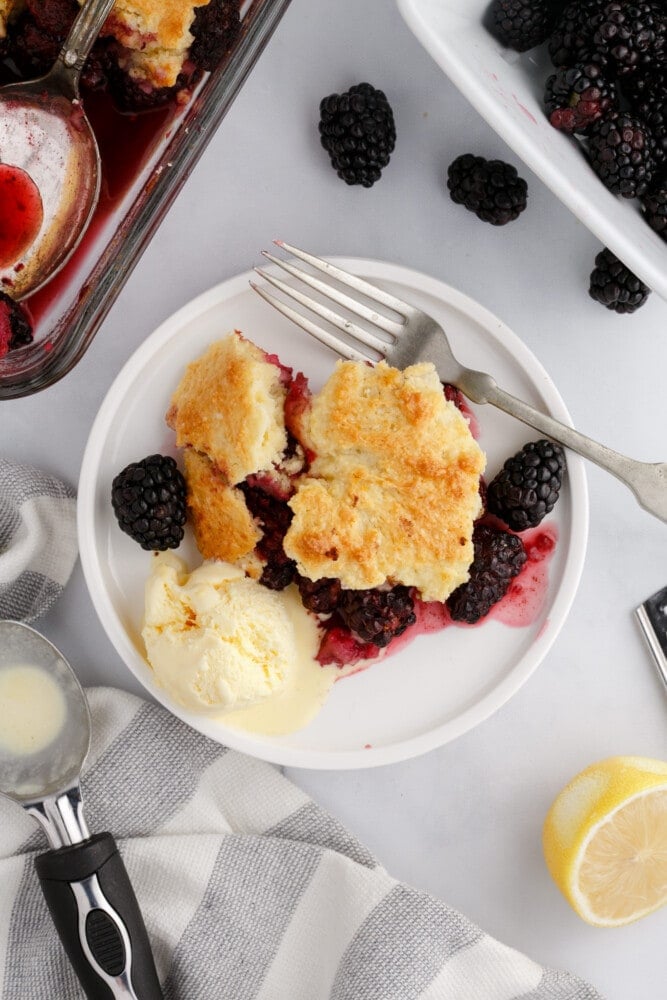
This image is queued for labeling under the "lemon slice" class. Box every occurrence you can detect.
[542,756,667,926]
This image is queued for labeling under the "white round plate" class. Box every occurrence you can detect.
[78,258,588,769]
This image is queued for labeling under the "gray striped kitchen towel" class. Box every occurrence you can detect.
[0,687,603,999]
[0,457,77,622]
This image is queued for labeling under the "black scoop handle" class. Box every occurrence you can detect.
[35,832,163,999]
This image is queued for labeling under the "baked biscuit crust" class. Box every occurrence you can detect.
[167,333,288,486]
[283,360,485,601]
[183,449,260,562]
[84,0,211,87]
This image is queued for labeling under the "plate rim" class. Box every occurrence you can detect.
[78,257,589,769]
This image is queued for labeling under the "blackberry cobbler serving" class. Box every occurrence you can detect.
[150,331,562,672]
[110,329,566,728]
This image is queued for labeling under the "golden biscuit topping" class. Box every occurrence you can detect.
[167,333,288,486]
[169,336,485,606]
[183,450,260,563]
[284,361,485,601]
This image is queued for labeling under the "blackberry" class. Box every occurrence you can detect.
[318,82,396,187]
[544,62,617,133]
[623,60,667,103]
[548,0,609,67]
[447,153,528,225]
[338,586,416,648]
[447,524,527,625]
[0,293,33,358]
[259,557,297,591]
[487,440,566,531]
[190,0,241,71]
[297,576,342,615]
[594,2,667,77]
[587,112,656,198]
[588,247,651,312]
[642,180,667,238]
[111,455,186,550]
[239,483,297,590]
[489,0,560,51]
[628,81,667,171]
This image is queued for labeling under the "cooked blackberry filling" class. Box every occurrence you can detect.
[239,482,298,592]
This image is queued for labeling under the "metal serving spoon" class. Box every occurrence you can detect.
[0,621,162,999]
[0,0,116,299]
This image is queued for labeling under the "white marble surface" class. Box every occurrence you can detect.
[3,0,667,996]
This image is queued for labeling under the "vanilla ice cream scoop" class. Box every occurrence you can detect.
[142,553,296,715]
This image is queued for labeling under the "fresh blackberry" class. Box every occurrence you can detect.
[447,524,527,625]
[588,247,651,312]
[489,0,560,51]
[338,586,416,648]
[318,82,396,188]
[447,153,528,225]
[297,576,342,615]
[0,293,33,358]
[487,440,565,531]
[642,180,667,238]
[594,2,667,77]
[587,112,656,198]
[548,0,609,67]
[627,78,667,171]
[544,62,617,133]
[623,60,667,103]
[239,483,297,591]
[190,0,241,71]
[111,455,186,550]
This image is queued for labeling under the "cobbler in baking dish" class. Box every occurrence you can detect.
[0,0,240,110]
[0,0,242,359]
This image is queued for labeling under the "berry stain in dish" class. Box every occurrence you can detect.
[24,93,175,330]
[0,164,43,270]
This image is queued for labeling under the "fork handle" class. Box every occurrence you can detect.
[476,379,667,524]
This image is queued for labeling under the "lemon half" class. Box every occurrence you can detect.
[543,756,667,927]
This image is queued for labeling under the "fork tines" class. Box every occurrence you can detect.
[251,240,410,364]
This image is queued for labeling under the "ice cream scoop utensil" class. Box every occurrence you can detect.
[252,241,667,525]
[0,621,163,999]
[0,0,115,299]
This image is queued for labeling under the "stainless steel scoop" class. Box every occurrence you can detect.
[0,621,162,999]
[0,0,116,299]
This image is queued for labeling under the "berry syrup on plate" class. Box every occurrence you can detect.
[322,522,559,671]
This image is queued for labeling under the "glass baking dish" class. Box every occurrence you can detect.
[0,0,292,399]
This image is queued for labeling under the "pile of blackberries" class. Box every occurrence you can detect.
[488,0,667,313]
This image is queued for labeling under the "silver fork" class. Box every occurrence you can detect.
[251,241,667,525]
